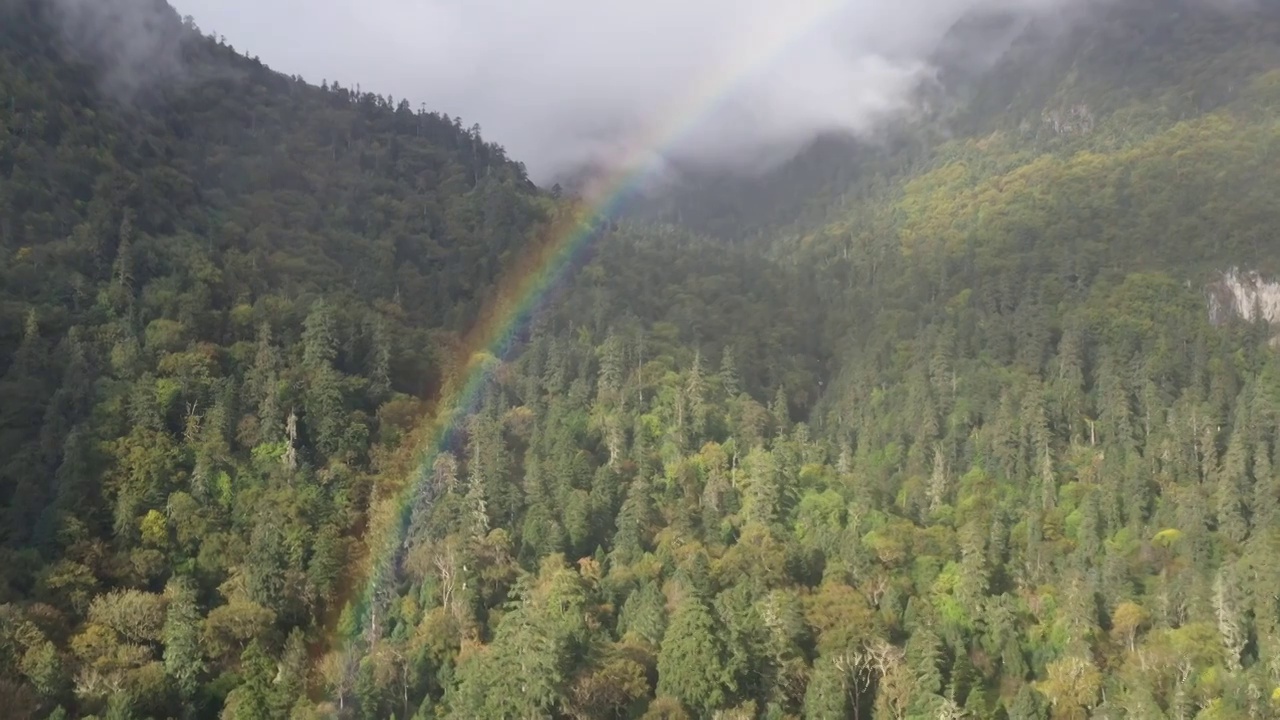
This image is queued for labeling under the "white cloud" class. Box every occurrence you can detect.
[149,0,1106,178]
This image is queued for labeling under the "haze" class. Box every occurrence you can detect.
[159,0,1097,180]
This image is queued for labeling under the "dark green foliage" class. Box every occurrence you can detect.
[657,595,733,716]
[0,0,546,715]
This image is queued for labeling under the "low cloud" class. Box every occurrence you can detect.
[49,0,192,100]
[72,0,1177,179]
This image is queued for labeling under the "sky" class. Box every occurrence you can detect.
[151,0,1099,180]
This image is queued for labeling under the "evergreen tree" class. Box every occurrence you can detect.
[657,594,733,717]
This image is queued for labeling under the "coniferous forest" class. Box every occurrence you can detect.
[5,0,1280,718]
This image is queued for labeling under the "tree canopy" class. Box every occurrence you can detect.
[5,0,1280,718]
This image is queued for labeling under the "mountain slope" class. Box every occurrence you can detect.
[1,1,552,716]
[628,0,1280,243]
[4,0,1280,719]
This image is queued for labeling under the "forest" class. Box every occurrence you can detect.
[4,0,1280,718]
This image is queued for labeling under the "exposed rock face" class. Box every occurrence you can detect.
[1041,103,1095,136]
[1207,268,1280,328]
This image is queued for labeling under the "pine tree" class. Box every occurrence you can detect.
[685,351,707,445]
[719,346,741,400]
[229,641,276,720]
[367,312,393,398]
[163,576,205,703]
[657,595,732,716]
[612,477,653,565]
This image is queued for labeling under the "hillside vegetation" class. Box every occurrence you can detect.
[4,0,1280,719]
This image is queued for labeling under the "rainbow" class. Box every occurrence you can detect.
[330,0,852,684]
